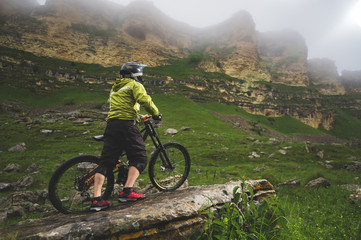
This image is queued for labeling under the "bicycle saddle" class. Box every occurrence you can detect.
[93,135,105,141]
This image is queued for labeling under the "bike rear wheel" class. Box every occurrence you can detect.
[148,142,190,191]
[48,155,114,214]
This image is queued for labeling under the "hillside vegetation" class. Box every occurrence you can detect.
[1,49,361,238]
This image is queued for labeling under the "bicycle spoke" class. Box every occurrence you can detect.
[149,142,190,191]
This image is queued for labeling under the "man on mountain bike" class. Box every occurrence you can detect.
[90,62,161,212]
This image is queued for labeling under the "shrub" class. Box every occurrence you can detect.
[189,50,204,65]
[201,183,286,239]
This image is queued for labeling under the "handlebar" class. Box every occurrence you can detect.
[140,113,162,122]
[141,114,152,122]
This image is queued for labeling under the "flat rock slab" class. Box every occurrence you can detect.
[1,179,274,240]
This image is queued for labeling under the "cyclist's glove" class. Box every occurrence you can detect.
[153,113,162,121]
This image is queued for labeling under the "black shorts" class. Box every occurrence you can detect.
[96,119,148,176]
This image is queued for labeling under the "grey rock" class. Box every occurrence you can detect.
[13,175,34,191]
[164,128,178,136]
[8,143,26,152]
[304,177,330,188]
[36,190,48,204]
[181,126,191,131]
[317,150,324,159]
[7,206,25,219]
[269,138,281,145]
[276,178,300,187]
[251,152,260,158]
[40,129,53,135]
[246,137,256,142]
[345,161,361,173]
[349,188,361,203]
[278,149,288,155]
[4,163,22,172]
[0,210,6,224]
[25,163,40,173]
[0,183,11,192]
[324,164,333,169]
[11,191,39,205]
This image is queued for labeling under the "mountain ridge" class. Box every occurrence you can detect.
[0,0,360,130]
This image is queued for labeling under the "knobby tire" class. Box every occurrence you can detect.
[148,142,191,191]
[48,155,114,214]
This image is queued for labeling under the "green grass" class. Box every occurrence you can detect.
[324,109,361,140]
[0,85,108,108]
[1,93,361,239]
[278,186,361,239]
[1,47,361,237]
[200,101,324,136]
[146,57,242,83]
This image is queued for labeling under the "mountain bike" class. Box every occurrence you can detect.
[48,115,191,214]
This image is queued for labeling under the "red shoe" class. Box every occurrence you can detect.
[118,189,145,202]
[90,197,112,212]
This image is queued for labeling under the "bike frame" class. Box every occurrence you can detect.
[89,115,175,183]
[140,115,175,170]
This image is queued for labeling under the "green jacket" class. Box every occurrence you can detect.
[106,78,159,121]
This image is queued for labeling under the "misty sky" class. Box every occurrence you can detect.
[37,0,361,73]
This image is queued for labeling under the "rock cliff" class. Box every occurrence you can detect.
[0,0,192,67]
[0,0,309,85]
[258,30,309,87]
[0,0,360,130]
[341,70,361,94]
[308,58,346,95]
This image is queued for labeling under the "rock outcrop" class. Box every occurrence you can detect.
[0,0,191,67]
[0,179,274,240]
[308,58,346,95]
[0,0,360,130]
[0,0,309,87]
[258,30,309,87]
[341,70,361,94]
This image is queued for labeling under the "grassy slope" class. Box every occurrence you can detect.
[1,46,361,236]
[200,101,325,136]
[1,92,361,238]
[0,85,108,107]
[2,92,360,188]
[326,109,361,140]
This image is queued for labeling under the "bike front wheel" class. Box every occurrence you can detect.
[48,155,114,214]
[148,142,191,191]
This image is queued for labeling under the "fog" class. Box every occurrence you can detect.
[37,0,361,73]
